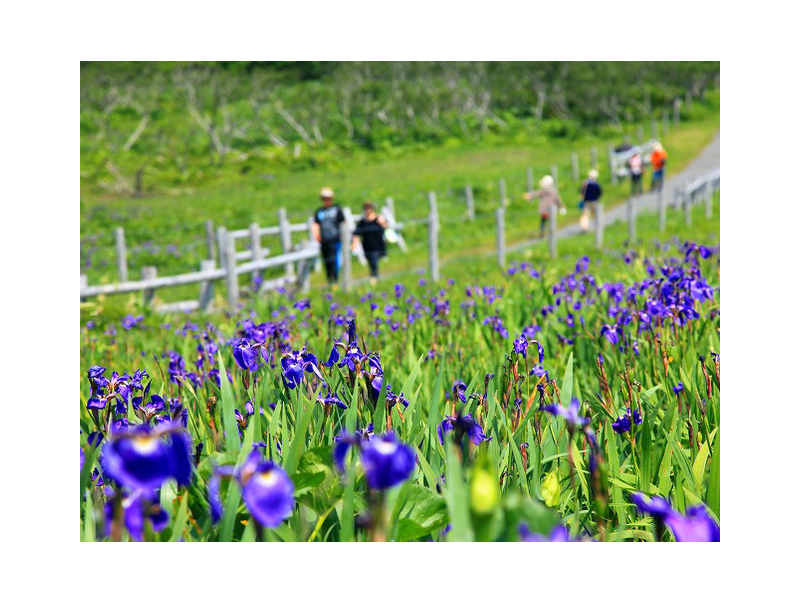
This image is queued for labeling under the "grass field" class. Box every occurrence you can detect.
[80,94,719,299]
[80,190,720,542]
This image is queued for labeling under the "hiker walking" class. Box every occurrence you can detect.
[310,187,345,286]
[529,175,565,238]
[628,152,643,196]
[579,169,603,233]
[650,142,668,191]
[352,202,388,286]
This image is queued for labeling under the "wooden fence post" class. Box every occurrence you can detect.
[428,205,439,282]
[663,109,670,136]
[198,259,216,311]
[651,119,658,140]
[591,146,598,169]
[571,152,579,181]
[674,97,682,124]
[594,202,604,249]
[705,182,713,218]
[217,227,228,270]
[428,191,439,233]
[278,208,295,278]
[658,186,666,232]
[526,168,534,194]
[142,266,157,308]
[551,165,558,188]
[465,184,475,220]
[205,220,216,263]
[684,190,692,226]
[499,178,507,206]
[114,227,128,282]
[627,196,636,242]
[636,125,644,146]
[80,274,88,302]
[608,144,618,184]
[340,218,353,292]
[496,207,505,269]
[225,231,238,307]
[250,223,263,289]
[548,210,557,258]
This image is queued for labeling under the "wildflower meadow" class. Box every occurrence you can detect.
[80,205,720,542]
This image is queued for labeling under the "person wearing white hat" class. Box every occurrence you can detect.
[529,175,566,238]
[311,187,345,285]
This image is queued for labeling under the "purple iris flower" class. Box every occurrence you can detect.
[611,408,643,434]
[534,341,545,363]
[100,423,192,491]
[209,448,294,528]
[360,433,416,490]
[673,383,685,395]
[385,386,409,410]
[541,398,589,429]
[319,390,347,409]
[332,425,375,472]
[232,339,259,371]
[600,324,620,345]
[280,348,323,389]
[664,506,720,542]
[105,489,169,541]
[437,413,491,446]
[631,492,719,542]
[530,365,548,378]
[519,523,572,542]
[452,380,467,403]
[240,455,295,528]
[513,336,529,357]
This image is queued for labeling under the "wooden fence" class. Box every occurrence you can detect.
[81,212,320,312]
[80,166,720,311]
[81,109,717,309]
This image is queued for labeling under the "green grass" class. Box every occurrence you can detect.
[80,101,719,314]
[80,192,720,541]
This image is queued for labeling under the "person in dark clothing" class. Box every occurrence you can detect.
[352,202,388,286]
[579,169,603,233]
[311,187,345,286]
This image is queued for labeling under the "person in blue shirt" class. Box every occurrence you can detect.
[310,187,345,286]
[579,170,603,233]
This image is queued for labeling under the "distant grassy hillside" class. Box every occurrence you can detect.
[81,61,719,198]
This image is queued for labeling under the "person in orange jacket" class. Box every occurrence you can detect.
[650,142,667,191]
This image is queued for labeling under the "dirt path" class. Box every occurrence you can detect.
[508,131,721,251]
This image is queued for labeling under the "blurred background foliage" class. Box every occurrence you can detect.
[80,61,719,196]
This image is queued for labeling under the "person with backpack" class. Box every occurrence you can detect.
[627,152,643,196]
[310,187,345,286]
[352,202,388,286]
[579,169,603,232]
